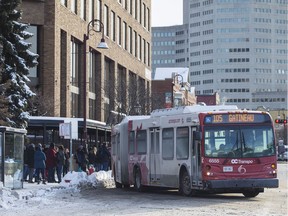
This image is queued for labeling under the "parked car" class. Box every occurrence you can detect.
[278,145,288,161]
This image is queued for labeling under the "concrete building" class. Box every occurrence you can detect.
[20,0,151,145]
[152,0,287,110]
[151,24,189,78]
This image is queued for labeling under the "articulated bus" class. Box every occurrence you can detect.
[111,105,279,197]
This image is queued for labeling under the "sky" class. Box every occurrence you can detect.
[151,0,183,27]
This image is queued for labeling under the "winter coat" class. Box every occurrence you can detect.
[56,150,65,166]
[26,144,35,168]
[46,147,57,168]
[34,148,46,169]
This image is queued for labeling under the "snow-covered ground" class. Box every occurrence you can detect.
[0,170,114,209]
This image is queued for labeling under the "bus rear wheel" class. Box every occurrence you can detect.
[180,170,192,196]
[242,190,260,198]
[134,167,143,192]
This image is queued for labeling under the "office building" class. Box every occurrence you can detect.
[152,0,287,110]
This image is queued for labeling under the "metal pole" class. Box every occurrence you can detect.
[83,34,87,148]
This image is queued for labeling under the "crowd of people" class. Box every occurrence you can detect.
[23,142,111,184]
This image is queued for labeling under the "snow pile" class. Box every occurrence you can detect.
[60,170,114,188]
[0,170,114,209]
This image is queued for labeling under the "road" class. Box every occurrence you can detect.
[1,163,287,216]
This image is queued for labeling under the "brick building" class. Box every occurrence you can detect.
[20,0,151,146]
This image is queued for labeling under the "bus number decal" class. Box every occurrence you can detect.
[209,159,220,163]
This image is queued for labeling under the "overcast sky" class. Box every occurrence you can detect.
[151,0,183,27]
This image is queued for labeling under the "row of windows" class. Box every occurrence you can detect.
[217,28,249,33]
[255,79,272,84]
[254,18,271,23]
[255,58,272,63]
[152,41,176,46]
[190,69,213,76]
[152,59,175,64]
[252,98,285,103]
[176,58,186,63]
[217,8,250,13]
[221,78,249,83]
[61,0,150,30]
[152,50,175,55]
[227,99,250,103]
[203,59,213,64]
[217,58,250,63]
[61,0,150,66]
[203,89,214,94]
[203,79,213,84]
[255,68,272,73]
[217,68,250,73]
[277,50,288,54]
[152,32,175,37]
[222,88,250,93]
[276,79,287,84]
[188,28,285,35]
[128,127,190,160]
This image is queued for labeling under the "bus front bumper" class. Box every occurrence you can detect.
[204,178,279,190]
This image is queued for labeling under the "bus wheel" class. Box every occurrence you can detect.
[180,170,192,196]
[134,167,143,192]
[242,190,260,198]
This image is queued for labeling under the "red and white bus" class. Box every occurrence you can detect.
[111,105,279,197]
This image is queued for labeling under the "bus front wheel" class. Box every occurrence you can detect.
[242,190,260,198]
[180,170,192,196]
[134,167,143,192]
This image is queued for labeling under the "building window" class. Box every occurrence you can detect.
[61,0,67,7]
[71,93,79,118]
[70,38,80,87]
[104,4,109,36]
[123,21,127,50]
[71,0,77,14]
[111,11,116,41]
[117,16,122,46]
[80,0,86,20]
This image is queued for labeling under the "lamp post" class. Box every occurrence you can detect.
[171,74,185,107]
[83,19,108,148]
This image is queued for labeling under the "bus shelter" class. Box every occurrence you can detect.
[0,126,26,189]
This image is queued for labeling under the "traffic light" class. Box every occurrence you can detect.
[275,119,287,124]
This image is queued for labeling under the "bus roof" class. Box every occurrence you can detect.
[151,105,239,117]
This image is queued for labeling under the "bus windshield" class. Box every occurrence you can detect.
[204,125,275,158]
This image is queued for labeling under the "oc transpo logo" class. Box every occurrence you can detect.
[230,159,253,164]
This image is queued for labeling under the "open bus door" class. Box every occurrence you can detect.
[149,128,160,184]
[191,129,202,186]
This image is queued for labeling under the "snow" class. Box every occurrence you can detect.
[0,170,114,210]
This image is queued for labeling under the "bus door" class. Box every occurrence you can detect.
[149,128,160,183]
[191,127,202,186]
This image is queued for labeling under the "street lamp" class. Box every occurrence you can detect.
[83,19,108,147]
[171,74,185,107]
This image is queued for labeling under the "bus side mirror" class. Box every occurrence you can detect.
[193,131,201,140]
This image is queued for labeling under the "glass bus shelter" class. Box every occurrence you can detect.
[0,126,26,189]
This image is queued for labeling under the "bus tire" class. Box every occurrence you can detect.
[242,190,260,198]
[134,167,143,192]
[180,170,192,196]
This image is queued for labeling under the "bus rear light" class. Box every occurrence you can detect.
[271,164,276,169]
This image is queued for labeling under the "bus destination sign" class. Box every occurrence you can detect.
[204,113,270,124]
